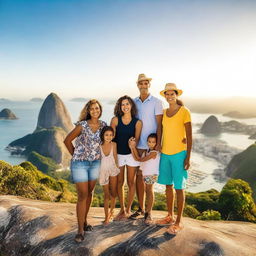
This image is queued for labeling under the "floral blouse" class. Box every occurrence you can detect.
[72,120,107,161]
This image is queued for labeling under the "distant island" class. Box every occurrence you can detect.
[0,108,17,120]
[0,98,11,103]
[223,111,256,119]
[183,97,256,118]
[70,97,89,102]
[199,115,256,139]
[30,97,44,102]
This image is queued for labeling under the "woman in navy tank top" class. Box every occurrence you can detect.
[111,95,142,220]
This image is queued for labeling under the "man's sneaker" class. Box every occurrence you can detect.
[129,209,144,220]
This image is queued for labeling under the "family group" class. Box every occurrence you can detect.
[64,73,192,243]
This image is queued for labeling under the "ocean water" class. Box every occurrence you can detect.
[0,100,255,192]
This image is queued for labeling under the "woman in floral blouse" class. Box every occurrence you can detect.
[64,99,106,243]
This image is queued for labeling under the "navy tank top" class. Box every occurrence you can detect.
[114,116,139,155]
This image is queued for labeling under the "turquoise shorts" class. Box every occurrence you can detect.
[158,151,188,189]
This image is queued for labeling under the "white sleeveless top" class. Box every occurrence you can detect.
[99,143,120,185]
[140,150,160,176]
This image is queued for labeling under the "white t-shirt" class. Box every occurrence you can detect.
[140,150,160,176]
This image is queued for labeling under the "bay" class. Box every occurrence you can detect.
[0,100,254,192]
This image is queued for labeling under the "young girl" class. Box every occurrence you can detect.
[129,133,160,225]
[99,126,120,225]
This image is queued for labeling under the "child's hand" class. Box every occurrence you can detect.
[149,151,157,159]
[128,137,136,148]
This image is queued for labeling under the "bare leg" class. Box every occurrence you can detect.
[84,180,97,225]
[126,166,137,215]
[136,149,145,212]
[145,184,154,215]
[115,166,126,219]
[103,184,110,224]
[175,189,185,224]
[167,189,185,234]
[155,185,175,225]
[166,185,175,217]
[109,175,118,219]
[76,182,88,234]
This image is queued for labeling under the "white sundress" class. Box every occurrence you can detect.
[99,143,120,185]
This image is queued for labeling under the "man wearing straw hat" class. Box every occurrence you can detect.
[130,73,163,219]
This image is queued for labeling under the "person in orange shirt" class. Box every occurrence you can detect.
[156,83,192,234]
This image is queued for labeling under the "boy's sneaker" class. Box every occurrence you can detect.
[129,209,144,220]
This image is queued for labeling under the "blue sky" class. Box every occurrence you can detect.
[0,0,256,100]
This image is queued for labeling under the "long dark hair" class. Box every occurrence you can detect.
[79,99,103,121]
[114,95,137,117]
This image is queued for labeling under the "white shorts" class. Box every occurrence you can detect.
[117,154,140,167]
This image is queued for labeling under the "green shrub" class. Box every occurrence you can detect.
[197,210,221,220]
[186,189,220,212]
[19,161,38,172]
[27,151,60,176]
[184,205,201,218]
[39,176,62,191]
[0,166,36,197]
[0,160,76,203]
[219,179,256,222]
[0,160,13,181]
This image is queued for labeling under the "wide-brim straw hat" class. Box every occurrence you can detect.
[160,83,183,97]
[137,73,152,84]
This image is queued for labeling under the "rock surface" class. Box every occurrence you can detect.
[225,143,256,199]
[36,93,73,133]
[200,115,221,135]
[0,108,17,120]
[7,93,73,168]
[1,195,256,256]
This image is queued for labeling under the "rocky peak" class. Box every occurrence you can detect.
[201,115,221,135]
[0,108,17,119]
[36,93,73,133]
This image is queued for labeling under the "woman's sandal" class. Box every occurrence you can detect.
[84,224,93,232]
[74,233,84,243]
[155,215,175,226]
[166,223,183,235]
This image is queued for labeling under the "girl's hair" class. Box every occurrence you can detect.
[114,95,137,117]
[100,126,114,143]
[164,90,184,106]
[79,99,103,121]
[147,133,157,141]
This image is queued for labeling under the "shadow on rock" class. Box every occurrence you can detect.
[99,222,175,256]
[199,241,224,256]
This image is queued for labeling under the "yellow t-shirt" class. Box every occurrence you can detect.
[162,106,191,155]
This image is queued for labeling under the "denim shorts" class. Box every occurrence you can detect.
[70,160,100,183]
[158,151,188,189]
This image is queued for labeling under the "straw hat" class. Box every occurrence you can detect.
[160,83,183,97]
[137,73,152,84]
